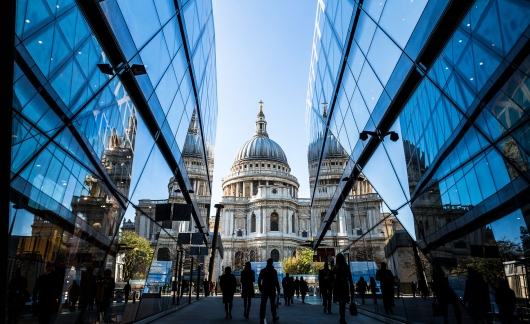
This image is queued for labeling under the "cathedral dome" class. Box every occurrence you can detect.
[232,101,289,166]
[234,136,288,164]
[307,105,348,163]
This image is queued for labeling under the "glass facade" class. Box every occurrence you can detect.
[307,0,530,323]
[8,0,217,323]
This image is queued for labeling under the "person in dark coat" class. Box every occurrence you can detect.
[418,278,429,299]
[220,266,237,319]
[123,281,131,304]
[69,280,80,311]
[495,279,516,324]
[332,253,354,324]
[289,275,295,304]
[369,276,378,304]
[319,262,333,313]
[356,276,367,305]
[282,273,293,306]
[411,281,417,298]
[299,277,309,303]
[294,277,300,297]
[95,269,115,324]
[376,262,394,314]
[7,268,28,324]
[258,258,280,324]
[432,275,462,324]
[33,264,62,324]
[77,265,97,323]
[241,262,256,319]
[463,268,492,323]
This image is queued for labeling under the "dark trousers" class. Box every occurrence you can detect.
[359,292,365,304]
[243,297,252,313]
[260,292,277,319]
[322,289,332,312]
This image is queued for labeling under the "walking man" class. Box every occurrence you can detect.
[318,262,333,313]
[258,258,280,324]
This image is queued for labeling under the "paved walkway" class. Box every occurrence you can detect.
[150,295,381,324]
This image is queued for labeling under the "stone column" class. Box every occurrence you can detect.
[287,210,291,234]
[224,210,229,236]
[282,209,287,233]
[250,181,254,197]
[339,210,346,235]
[236,183,240,198]
[263,209,268,233]
[229,210,234,236]
[258,207,263,234]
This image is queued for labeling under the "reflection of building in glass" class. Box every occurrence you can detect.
[306,0,530,322]
[8,0,217,322]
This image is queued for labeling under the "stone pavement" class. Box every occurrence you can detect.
[149,294,383,324]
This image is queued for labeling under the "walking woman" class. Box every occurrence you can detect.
[299,277,309,303]
[220,267,237,319]
[241,262,255,319]
[332,253,355,324]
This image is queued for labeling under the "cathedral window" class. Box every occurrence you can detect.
[302,230,308,238]
[271,249,280,262]
[262,164,264,167]
[251,214,256,232]
[256,164,259,167]
[268,164,271,168]
[270,213,279,231]
[291,214,295,233]
[273,165,276,168]
[237,229,243,237]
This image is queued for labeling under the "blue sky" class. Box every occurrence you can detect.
[210,0,318,207]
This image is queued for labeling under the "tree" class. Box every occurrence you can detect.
[119,231,153,280]
[282,248,320,274]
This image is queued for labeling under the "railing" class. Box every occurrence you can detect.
[222,170,299,183]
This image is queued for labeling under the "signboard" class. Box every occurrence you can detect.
[250,262,284,286]
[143,261,172,295]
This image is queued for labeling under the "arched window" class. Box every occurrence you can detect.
[250,250,256,262]
[291,214,295,233]
[271,249,280,262]
[251,214,256,233]
[270,213,279,231]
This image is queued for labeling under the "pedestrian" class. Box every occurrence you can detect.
[77,265,97,324]
[33,264,62,324]
[463,269,492,324]
[376,262,394,314]
[282,273,293,306]
[69,280,80,311]
[209,280,214,296]
[432,275,462,324]
[7,268,28,324]
[299,277,308,303]
[495,279,516,324]
[95,269,115,324]
[418,278,428,299]
[332,253,354,324]
[241,262,256,319]
[289,275,295,304]
[258,258,280,324]
[411,281,417,298]
[394,276,401,299]
[369,276,378,304]
[318,261,333,313]
[294,277,300,297]
[203,278,209,297]
[220,266,237,319]
[356,276,367,305]
[124,281,131,304]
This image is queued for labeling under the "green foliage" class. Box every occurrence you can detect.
[119,231,153,280]
[281,248,318,275]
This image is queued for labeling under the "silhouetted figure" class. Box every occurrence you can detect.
[376,262,394,314]
[418,278,429,299]
[394,276,401,298]
[33,264,62,324]
[299,277,308,303]
[282,273,293,306]
[258,258,280,324]
[432,276,462,324]
[294,277,300,297]
[411,281,417,298]
[370,276,378,304]
[69,280,80,312]
[332,253,354,324]
[209,280,214,296]
[356,276,367,305]
[319,262,333,313]
[289,275,295,304]
[241,262,256,319]
[203,278,209,297]
[95,269,115,324]
[77,266,97,323]
[220,266,237,319]
[495,279,516,324]
[124,281,131,304]
[463,268,492,324]
[8,268,28,324]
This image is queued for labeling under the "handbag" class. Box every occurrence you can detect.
[349,300,358,316]
[432,298,444,317]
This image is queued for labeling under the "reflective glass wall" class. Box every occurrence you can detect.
[307,0,530,322]
[9,0,217,323]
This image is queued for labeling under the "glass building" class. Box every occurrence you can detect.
[306,0,530,323]
[7,0,218,323]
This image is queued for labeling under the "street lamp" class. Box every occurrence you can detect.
[359,130,399,142]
